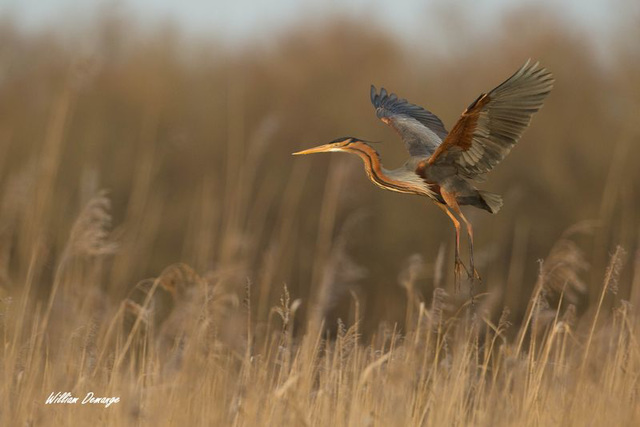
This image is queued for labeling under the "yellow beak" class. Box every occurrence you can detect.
[292,143,340,156]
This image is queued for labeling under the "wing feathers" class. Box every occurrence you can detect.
[424,60,554,179]
[370,85,448,157]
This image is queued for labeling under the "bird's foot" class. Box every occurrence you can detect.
[468,268,481,307]
[471,267,482,282]
[454,257,469,293]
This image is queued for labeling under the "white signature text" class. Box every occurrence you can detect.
[45,392,120,408]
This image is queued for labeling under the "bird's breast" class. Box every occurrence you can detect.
[413,164,448,203]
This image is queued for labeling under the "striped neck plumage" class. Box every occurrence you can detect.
[346,141,435,197]
[347,141,383,175]
[346,142,411,194]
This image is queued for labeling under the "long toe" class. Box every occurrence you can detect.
[454,260,467,292]
[458,259,470,277]
[453,264,461,292]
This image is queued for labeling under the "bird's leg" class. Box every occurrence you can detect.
[436,203,468,292]
[457,210,481,282]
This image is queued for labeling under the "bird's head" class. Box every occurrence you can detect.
[292,137,371,156]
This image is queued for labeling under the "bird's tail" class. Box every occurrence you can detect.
[478,191,503,214]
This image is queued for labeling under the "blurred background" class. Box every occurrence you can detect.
[0,0,639,334]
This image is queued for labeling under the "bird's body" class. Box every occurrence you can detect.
[343,142,500,212]
[294,60,554,287]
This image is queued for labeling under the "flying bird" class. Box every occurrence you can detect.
[293,60,554,288]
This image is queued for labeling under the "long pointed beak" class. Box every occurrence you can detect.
[292,143,339,156]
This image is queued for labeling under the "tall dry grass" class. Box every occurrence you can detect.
[0,6,639,426]
[1,227,639,425]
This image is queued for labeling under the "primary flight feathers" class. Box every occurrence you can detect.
[371,60,554,179]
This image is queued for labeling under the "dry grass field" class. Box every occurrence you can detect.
[1,7,640,426]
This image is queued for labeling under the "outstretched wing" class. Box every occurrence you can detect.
[371,85,448,157]
[423,60,554,180]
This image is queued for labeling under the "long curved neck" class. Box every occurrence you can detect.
[348,143,417,194]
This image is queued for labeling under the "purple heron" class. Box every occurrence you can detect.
[293,60,554,287]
